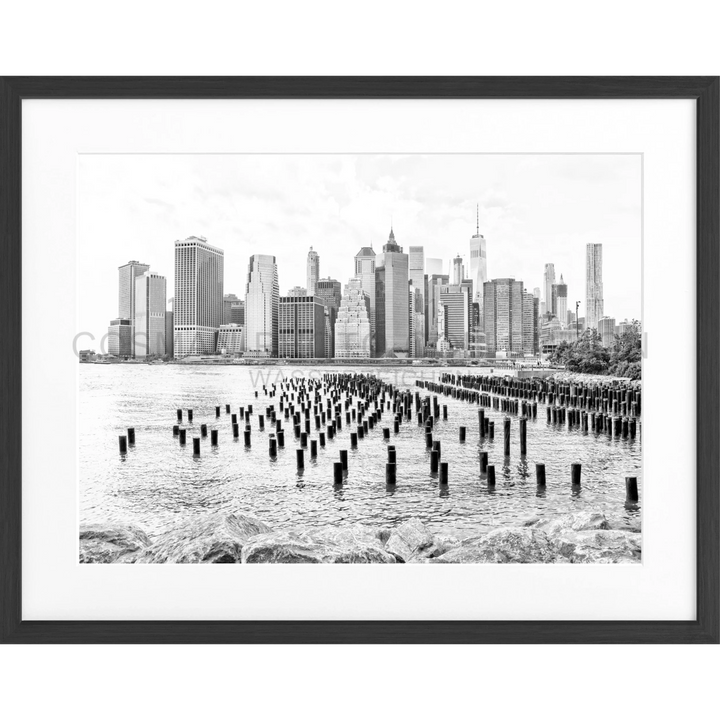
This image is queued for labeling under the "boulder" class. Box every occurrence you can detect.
[431,528,559,564]
[79,524,150,564]
[385,518,434,561]
[241,528,396,563]
[141,513,272,563]
[537,511,610,535]
[557,529,641,563]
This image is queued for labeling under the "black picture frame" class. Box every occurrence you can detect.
[1,76,717,644]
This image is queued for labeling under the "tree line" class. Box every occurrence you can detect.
[549,320,641,380]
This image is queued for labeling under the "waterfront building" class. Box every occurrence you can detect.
[165,301,174,358]
[522,290,539,356]
[306,247,320,296]
[288,286,307,297]
[217,324,244,355]
[469,207,488,314]
[543,263,556,316]
[354,246,377,356]
[118,260,150,356]
[279,295,326,358]
[335,278,371,358]
[483,278,526,357]
[439,282,472,352]
[375,227,409,357]
[245,254,279,358]
[554,274,568,328]
[134,271,167,358]
[107,318,132,357]
[425,273,449,347]
[598,316,616,347]
[315,277,342,357]
[408,245,425,357]
[586,243,604,333]
[173,236,224,358]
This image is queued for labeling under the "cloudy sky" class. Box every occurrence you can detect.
[78,153,641,347]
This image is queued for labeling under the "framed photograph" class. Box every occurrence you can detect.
[1,77,717,643]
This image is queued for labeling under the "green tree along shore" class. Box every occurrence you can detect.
[549,320,642,380]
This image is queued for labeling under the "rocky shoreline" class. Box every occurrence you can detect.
[79,512,641,564]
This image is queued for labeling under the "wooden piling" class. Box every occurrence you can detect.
[536,463,546,486]
[193,437,201,455]
[504,418,511,456]
[340,448,348,471]
[520,418,527,455]
[571,463,581,485]
[211,429,218,446]
[625,476,639,502]
[386,462,397,484]
[118,435,127,453]
[487,465,496,486]
[296,448,305,470]
[333,462,343,485]
[439,462,449,485]
[459,426,466,442]
[179,429,186,445]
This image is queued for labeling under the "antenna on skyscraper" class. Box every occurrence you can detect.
[476,203,479,235]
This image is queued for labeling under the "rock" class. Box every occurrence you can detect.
[557,529,642,563]
[418,534,462,561]
[537,511,610,535]
[431,528,559,564]
[385,518,434,561]
[241,528,396,563]
[79,524,150,563]
[141,513,272,563]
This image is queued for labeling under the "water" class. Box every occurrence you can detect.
[79,364,642,539]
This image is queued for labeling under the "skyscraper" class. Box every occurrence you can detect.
[425,273,449,347]
[354,246,376,356]
[165,298,174,358]
[107,318,132,357]
[452,255,464,285]
[469,205,488,310]
[118,260,150,355]
[134,270,167,358]
[335,278,371,358]
[598,316,616,347]
[279,295,326,358]
[543,263,556,314]
[408,246,425,358]
[173,236,224,357]
[483,278,525,356]
[288,286,307,297]
[222,293,241,325]
[426,258,444,276]
[586,243,604,333]
[315,278,342,357]
[245,254,279,357]
[554,274,568,328]
[439,282,472,352]
[306,247,319,296]
[375,227,409,357]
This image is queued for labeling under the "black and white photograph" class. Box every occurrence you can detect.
[77,153,643,564]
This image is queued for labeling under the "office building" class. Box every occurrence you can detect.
[426,258,444,276]
[165,300,174,358]
[335,278,371,358]
[554,274,568,327]
[306,247,320,296]
[134,271,166,358]
[586,243,604,333]
[107,318,132,357]
[483,278,526,356]
[375,227,409,357]
[223,294,245,325]
[452,255,464,285]
[439,282,472,352]
[315,277,342,357]
[279,295,326,358]
[174,236,224,358]
[408,245,426,357]
[599,316,616,347]
[354,246,377,356]
[245,254,279,357]
[288,286,307,297]
[469,207,488,313]
[217,324,244,355]
[118,260,150,355]
[543,263,556,315]
[425,273,449,347]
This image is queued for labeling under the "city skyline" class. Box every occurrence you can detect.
[78,153,641,348]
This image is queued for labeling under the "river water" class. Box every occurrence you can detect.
[79,364,642,538]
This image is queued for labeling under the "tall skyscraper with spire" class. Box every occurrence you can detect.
[306,246,319,296]
[585,243,604,333]
[554,274,568,328]
[469,204,487,319]
[375,225,409,357]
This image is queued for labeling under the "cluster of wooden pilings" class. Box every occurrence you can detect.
[116,371,640,503]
